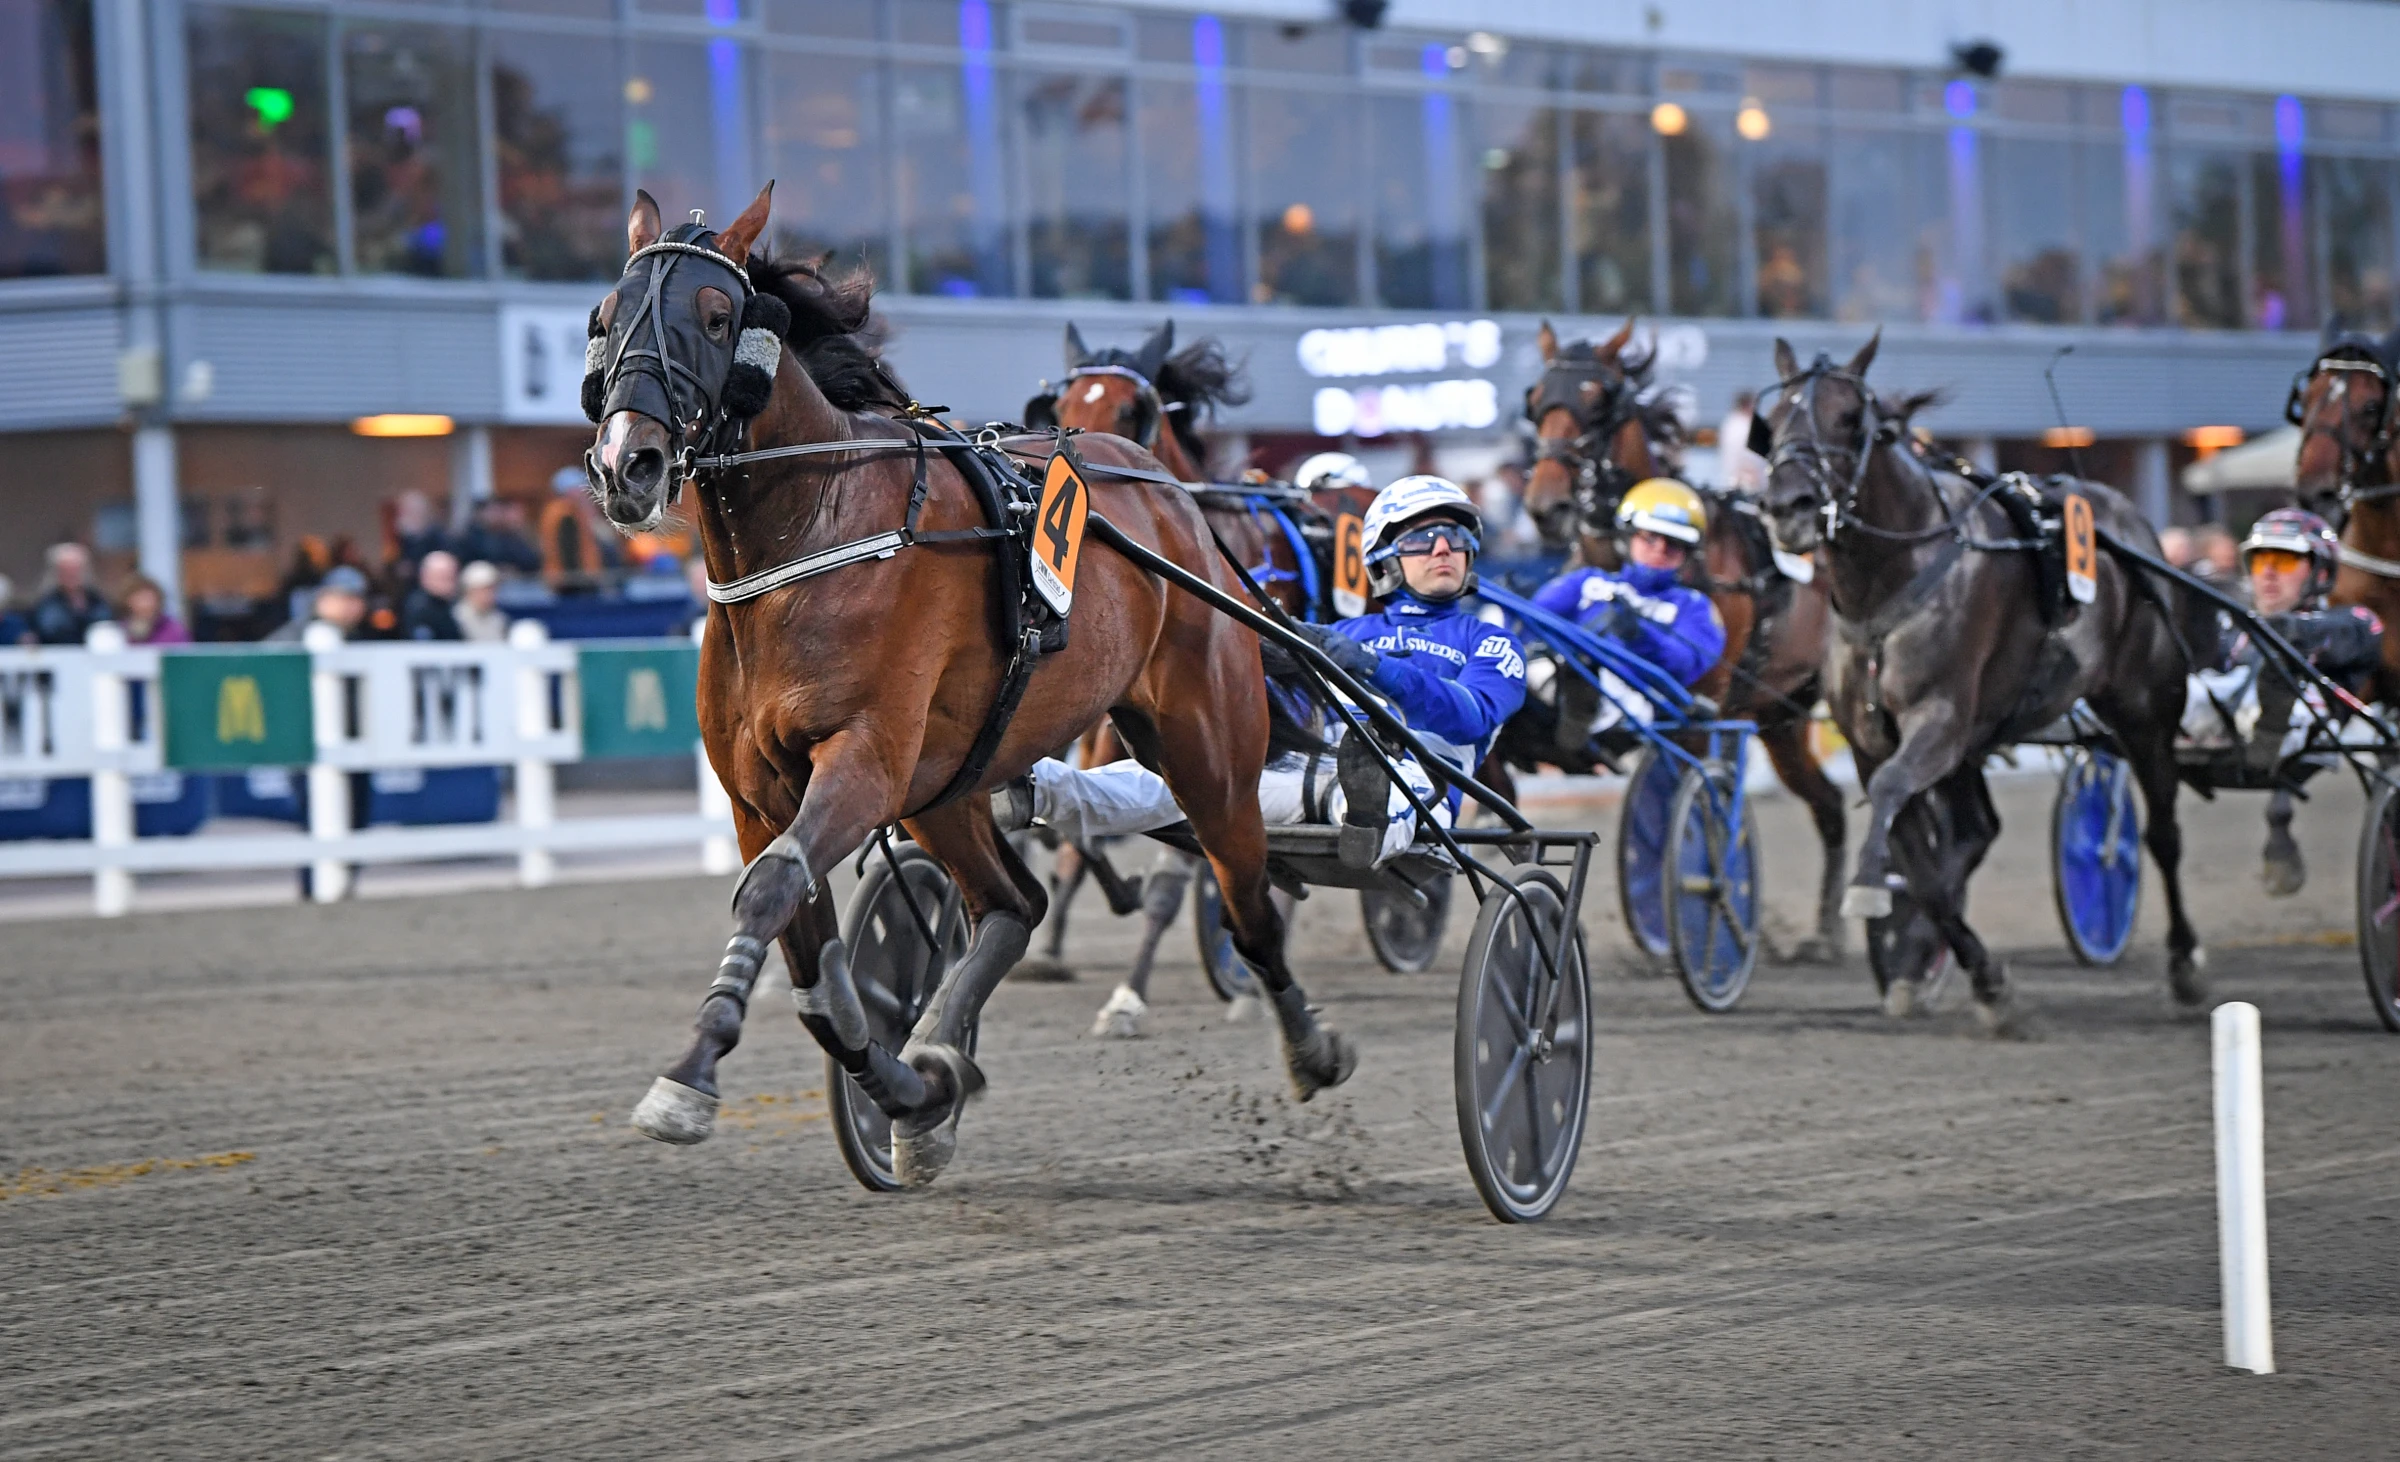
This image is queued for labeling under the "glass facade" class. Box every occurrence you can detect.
[1,0,2387,329]
[0,0,106,278]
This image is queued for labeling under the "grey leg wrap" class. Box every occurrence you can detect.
[790,936,870,1051]
[732,833,818,915]
[705,934,768,1015]
[843,1041,933,1113]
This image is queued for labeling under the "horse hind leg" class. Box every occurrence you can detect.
[1093,849,1196,1039]
[1760,717,1847,963]
[2261,786,2306,898]
[2131,733,2207,1008]
[1012,839,1086,983]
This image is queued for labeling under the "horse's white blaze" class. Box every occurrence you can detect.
[595,410,642,471]
[1082,381,1107,403]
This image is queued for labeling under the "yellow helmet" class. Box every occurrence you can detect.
[1616,477,1706,546]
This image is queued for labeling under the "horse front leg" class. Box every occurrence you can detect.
[1841,701,1972,921]
[632,732,941,1146]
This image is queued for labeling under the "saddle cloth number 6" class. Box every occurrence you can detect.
[2062,492,2096,605]
[1032,451,1091,617]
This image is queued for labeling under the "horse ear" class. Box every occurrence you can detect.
[1773,338,1800,380]
[714,181,773,264]
[1536,320,1559,365]
[1137,320,1174,381]
[1847,328,1881,378]
[628,189,662,257]
[1598,317,1635,361]
[1064,322,1091,369]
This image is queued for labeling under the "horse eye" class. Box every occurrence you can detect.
[1579,381,1600,399]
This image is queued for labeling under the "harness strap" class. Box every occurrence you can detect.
[2339,540,2400,578]
[1834,535,1970,650]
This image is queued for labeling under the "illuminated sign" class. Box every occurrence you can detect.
[1298,320,1503,379]
[1314,379,1499,438]
[499,305,600,424]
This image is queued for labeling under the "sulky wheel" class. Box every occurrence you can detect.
[1190,865,1256,1001]
[1454,868,1592,1223]
[2051,748,2143,966]
[827,842,972,1192]
[1361,876,1453,973]
[2355,778,2400,1032]
[1666,759,1763,1012]
[1614,744,1678,969]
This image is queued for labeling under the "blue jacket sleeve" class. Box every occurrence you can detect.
[1626,587,1726,687]
[1530,570,1590,619]
[1366,625,1528,747]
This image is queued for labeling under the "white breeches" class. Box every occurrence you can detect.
[1027,746,1444,865]
[2180,665,2320,756]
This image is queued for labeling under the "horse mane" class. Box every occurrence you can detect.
[743,252,909,413]
[1877,385,1949,428]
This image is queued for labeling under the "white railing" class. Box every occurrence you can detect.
[0,622,738,916]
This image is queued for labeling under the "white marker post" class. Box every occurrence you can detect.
[2212,1001,2274,1374]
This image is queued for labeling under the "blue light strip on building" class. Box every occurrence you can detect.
[1944,81,1980,323]
[1195,15,1238,302]
[961,0,1005,296]
[1421,45,1464,308]
[2274,94,2306,328]
[2121,84,2154,274]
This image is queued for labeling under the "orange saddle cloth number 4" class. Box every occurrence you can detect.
[1032,452,1090,616]
[2063,493,2096,604]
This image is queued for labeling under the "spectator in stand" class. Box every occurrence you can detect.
[388,489,450,580]
[2191,524,2243,601]
[117,573,192,645]
[399,550,464,641]
[30,543,112,645]
[265,565,369,642]
[2159,525,2196,572]
[0,574,28,646]
[540,466,618,591]
[453,498,543,576]
[454,560,509,642]
[1718,390,1766,492]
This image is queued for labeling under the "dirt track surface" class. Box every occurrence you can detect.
[4,775,2397,1458]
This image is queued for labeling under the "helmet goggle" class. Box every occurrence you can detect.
[1383,521,1482,559]
[2246,547,2311,577]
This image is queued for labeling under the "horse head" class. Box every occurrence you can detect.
[1048,321,1248,484]
[1758,333,1891,555]
[1520,318,1654,548]
[2290,326,2400,521]
[586,184,782,531]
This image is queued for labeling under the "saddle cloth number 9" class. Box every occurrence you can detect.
[1032,451,1091,617]
[2062,492,2096,604]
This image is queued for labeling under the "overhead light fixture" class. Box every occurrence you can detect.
[352,414,455,438]
[2043,426,2095,449]
[1337,0,1387,28]
[2185,425,2245,455]
[1650,101,1688,137]
[1736,101,1772,140]
[1950,39,2004,78]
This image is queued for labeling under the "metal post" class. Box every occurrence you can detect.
[449,424,494,535]
[2134,437,2173,528]
[511,619,556,888]
[132,424,182,608]
[305,622,351,903]
[87,623,134,917]
[693,618,739,876]
[2213,1000,2275,1375]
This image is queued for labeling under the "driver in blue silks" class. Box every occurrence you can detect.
[999,475,1526,870]
[1532,476,1726,687]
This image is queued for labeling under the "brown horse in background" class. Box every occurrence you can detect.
[1520,320,1849,961]
[589,184,1354,1183]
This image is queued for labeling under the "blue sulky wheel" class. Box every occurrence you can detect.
[827,843,973,1193]
[1361,876,1453,973]
[1454,868,1592,1223]
[2051,748,2143,966]
[2353,778,2400,1033]
[1614,745,1679,969]
[1666,759,1762,1012]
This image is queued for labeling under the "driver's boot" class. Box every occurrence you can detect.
[1336,731,1392,869]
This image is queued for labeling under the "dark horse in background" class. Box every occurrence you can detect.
[2280,324,2400,897]
[591,184,1354,1185]
[1517,319,1849,962]
[1759,334,2201,1029]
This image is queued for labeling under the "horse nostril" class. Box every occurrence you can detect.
[622,446,666,494]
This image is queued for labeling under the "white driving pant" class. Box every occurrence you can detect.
[1027,744,1442,865]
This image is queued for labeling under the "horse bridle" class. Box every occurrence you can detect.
[1763,358,1912,544]
[1524,361,1644,534]
[589,227,757,491]
[1046,363,1180,450]
[2289,352,2399,517]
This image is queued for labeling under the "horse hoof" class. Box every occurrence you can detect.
[1010,957,1078,983]
[1840,885,1894,920]
[1975,988,2034,1041]
[2169,949,2211,1009]
[1283,1026,1359,1103]
[891,1119,956,1188]
[1091,984,1149,1039]
[1781,935,1839,967]
[630,1077,718,1145]
[1882,980,1919,1019]
[2260,857,2306,899]
[1224,993,1266,1024]
[890,1043,985,1188]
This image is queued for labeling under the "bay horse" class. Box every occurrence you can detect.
[1520,320,1849,962]
[1759,334,2201,1027]
[2282,324,2400,894]
[588,183,1353,1183]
